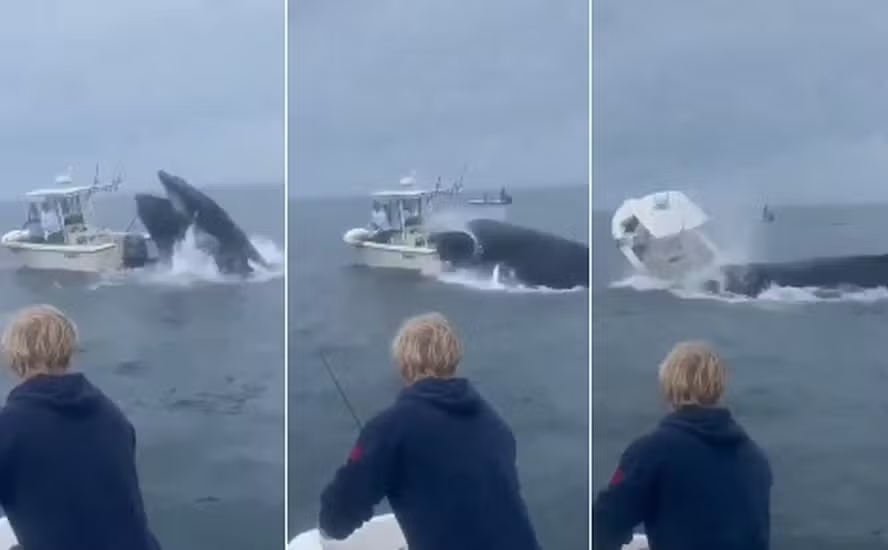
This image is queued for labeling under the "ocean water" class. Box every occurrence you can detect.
[0,185,285,549]
[288,185,590,548]
[593,202,888,549]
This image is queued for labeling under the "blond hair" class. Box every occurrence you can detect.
[391,312,463,382]
[658,341,725,407]
[1,304,78,377]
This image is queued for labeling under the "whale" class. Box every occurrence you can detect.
[430,219,588,289]
[135,170,267,275]
[714,253,888,297]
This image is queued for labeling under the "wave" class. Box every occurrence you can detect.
[92,228,283,289]
[438,264,585,294]
[611,273,888,304]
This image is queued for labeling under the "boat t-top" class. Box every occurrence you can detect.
[0,168,156,273]
[343,184,442,274]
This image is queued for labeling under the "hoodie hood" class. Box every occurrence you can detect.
[399,377,482,416]
[661,405,749,447]
[7,373,104,416]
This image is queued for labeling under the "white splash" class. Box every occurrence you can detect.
[611,273,888,305]
[437,265,585,294]
[93,227,283,289]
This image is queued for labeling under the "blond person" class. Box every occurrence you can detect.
[319,313,540,550]
[0,305,161,550]
[592,341,771,550]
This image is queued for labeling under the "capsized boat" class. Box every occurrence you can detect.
[287,513,649,549]
[611,190,722,282]
[0,169,156,273]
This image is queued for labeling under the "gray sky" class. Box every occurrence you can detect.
[0,0,283,197]
[594,0,888,208]
[289,0,588,196]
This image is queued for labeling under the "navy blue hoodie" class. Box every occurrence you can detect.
[592,406,771,550]
[319,377,540,550]
[0,373,161,550]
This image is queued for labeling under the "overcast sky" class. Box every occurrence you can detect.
[594,0,888,208]
[289,0,588,196]
[0,0,283,197]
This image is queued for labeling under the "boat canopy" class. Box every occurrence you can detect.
[25,185,96,200]
[611,190,708,240]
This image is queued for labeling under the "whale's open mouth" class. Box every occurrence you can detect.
[134,170,266,275]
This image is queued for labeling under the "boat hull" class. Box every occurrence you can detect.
[288,514,406,550]
[0,231,154,273]
[287,514,648,550]
[2,242,123,272]
[347,241,443,275]
[0,516,17,548]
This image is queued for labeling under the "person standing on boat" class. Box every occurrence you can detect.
[318,312,541,550]
[0,305,162,550]
[23,204,43,242]
[370,201,390,232]
[592,341,771,550]
[39,201,61,242]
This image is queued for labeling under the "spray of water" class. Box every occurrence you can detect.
[92,227,283,289]
[437,264,584,294]
[611,273,888,305]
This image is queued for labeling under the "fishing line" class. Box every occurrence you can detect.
[317,350,364,431]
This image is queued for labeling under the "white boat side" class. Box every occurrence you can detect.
[343,228,443,275]
[0,232,131,273]
[288,514,406,550]
[287,513,649,550]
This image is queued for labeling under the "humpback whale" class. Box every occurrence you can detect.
[716,254,888,297]
[430,219,589,289]
[135,170,267,275]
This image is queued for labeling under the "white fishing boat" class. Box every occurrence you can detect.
[0,169,156,273]
[611,190,722,282]
[342,173,514,273]
[287,513,650,550]
[343,187,442,274]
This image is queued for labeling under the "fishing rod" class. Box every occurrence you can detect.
[317,350,364,431]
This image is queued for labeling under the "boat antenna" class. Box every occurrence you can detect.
[317,350,363,431]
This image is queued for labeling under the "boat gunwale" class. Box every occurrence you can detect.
[349,239,437,255]
[0,240,118,254]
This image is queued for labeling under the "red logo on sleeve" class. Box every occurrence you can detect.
[348,444,363,462]
[609,467,624,486]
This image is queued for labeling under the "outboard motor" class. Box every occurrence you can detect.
[121,234,151,268]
